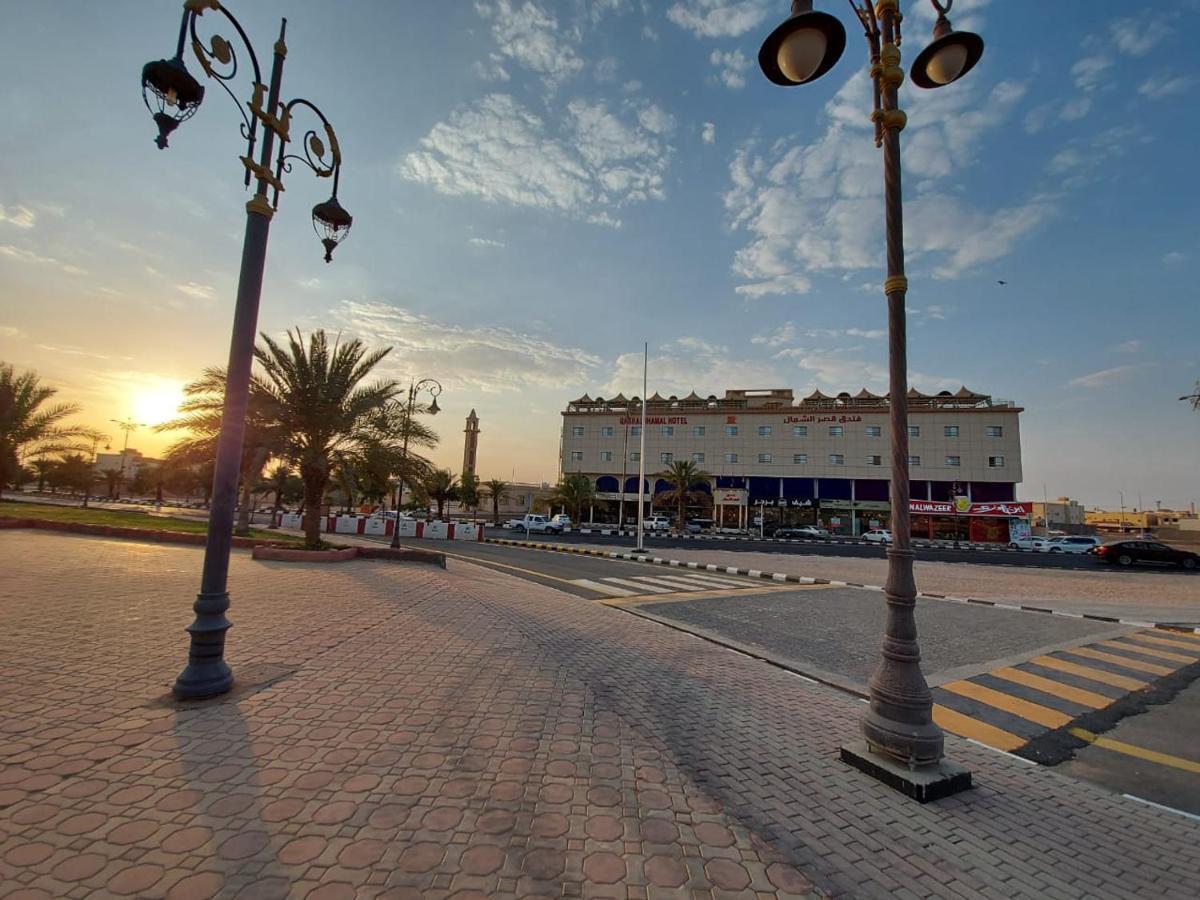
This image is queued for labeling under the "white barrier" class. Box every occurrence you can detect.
[363,517,388,536]
[334,515,361,534]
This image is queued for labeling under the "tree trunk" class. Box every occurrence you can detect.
[493,498,500,525]
[235,477,254,536]
[301,471,326,549]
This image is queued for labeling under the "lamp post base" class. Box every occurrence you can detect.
[172,590,234,700]
[840,740,971,803]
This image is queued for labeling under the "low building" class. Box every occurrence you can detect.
[561,386,1026,539]
[1031,498,1087,534]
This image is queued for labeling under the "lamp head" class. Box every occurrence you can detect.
[910,13,984,88]
[311,195,353,263]
[141,57,204,149]
[758,0,846,86]
[428,396,441,416]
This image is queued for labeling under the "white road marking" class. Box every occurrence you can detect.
[634,574,748,591]
[600,577,676,594]
[569,579,637,597]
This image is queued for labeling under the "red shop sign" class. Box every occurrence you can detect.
[910,500,1033,518]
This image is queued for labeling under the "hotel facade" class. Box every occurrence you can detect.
[560,387,1027,540]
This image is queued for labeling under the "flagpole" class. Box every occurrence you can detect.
[636,341,647,553]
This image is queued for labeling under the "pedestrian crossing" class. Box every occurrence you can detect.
[570,571,763,599]
[931,628,1200,758]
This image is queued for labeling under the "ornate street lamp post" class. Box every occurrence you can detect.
[758,0,983,799]
[390,379,442,549]
[143,0,353,700]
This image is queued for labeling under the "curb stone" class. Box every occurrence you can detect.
[483,537,1200,635]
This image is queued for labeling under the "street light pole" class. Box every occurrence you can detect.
[143,2,353,700]
[390,379,442,549]
[109,418,146,500]
[759,0,982,797]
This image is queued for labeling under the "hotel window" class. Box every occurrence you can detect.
[829,426,843,437]
[944,425,959,437]
[865,426,882,438]
[571,426,585,437]
[661,425,674,437]
[986,426,1003,438]
[908,425,920,437]
[758,453,773,463]
[601,426,614,437]
[792,425,808,436]
[631,426,642,437]
[725,425,739,436]
[570,451,583,461]
[660,452,673,464]
[989,455,1005,467]
[630,452,640,462]
[725,452,739,463]
[945,455,961,466]
[829,454,845,466]
[866,455,882,466]
[793,453,808,464]
[693,425,706,437]
[599,451,613,462]
[758,425,772,436]
[692,452,705,463]
[908,455,921,466]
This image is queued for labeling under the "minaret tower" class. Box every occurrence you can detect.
[462,409,480,478]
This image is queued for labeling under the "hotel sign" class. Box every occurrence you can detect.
[910,500,1033,518]
[619,416,689,425]
[785,414,864,424]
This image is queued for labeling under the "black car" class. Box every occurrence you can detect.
[1093,540,1198,569]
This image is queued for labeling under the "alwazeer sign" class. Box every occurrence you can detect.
[910,500,1033,517]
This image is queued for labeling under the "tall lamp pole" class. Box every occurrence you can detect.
[109,418,146,500]
[635,343,648,553]
[143,0,353,700]
[758,0,983,798]
[390,379,442,549]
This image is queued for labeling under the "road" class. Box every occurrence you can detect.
[382,535,1200,817]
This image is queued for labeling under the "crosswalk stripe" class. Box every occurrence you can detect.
[633,575,742,591]
[648,573,750,589]
[1066,646,1174,677]
[939,681,1072,729]
[989,667,1111,709]
[1098,639,1195,665]
[1127,632,1200,653]
[933,704,1025,752]
[600,577,675,594]
[570,579,636,597]
[1031,655,1147,691]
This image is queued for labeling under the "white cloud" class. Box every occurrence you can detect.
[709,48,749,89]
[468,236,506,248]
[475,1,583,89]
[1110,17,1171,57]
[1059,96,1093,121]
[1163,251,1187,265]
[701,122,716,145]
[1070,55,1112,92]
[907,0,991,33]
[594,56,619,83]
[604,338,781,398]
[1068,364,1147,389]
[176,282,215,300]
[0,204,35,229]
[472,53,511,82]
[399,94,673,226]
[1112,339,1142,354]
[339,301,603,393]
[666,1,772,38]
[0,243,86,275]
[1138,73,1195,100]
[845,328,885,339]
[750,322,795,347]
[724,71,1039,294]
[0,325,27,338]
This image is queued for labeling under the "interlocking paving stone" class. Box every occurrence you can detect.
[1,532,1196,899]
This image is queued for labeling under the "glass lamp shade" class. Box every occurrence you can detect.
[428,396,441,416]
[759,5,845,86]
[910,29,984,89]
[141,57,204,149]
[311,196,353,263]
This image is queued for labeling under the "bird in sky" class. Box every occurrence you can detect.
[997,280,1008,285]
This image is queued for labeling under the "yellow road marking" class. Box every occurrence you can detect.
[933,705,1025,752]
[1070,728,1200,775]
[1097,640,1196,665]
[939,681,1071,729]
[602,584,804,607]
[989,667,1112,710]
[1067,646,1174,677]
[1031,656,1147,691]
[1154,628,1200,643]
[1127,632,1200,653]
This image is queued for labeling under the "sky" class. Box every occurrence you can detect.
[1,0,1197,509]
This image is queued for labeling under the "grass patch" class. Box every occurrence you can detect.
[0,500,303,543]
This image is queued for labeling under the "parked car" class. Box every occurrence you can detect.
[685,518,715,534]
[507,514,563,535]
[1092,540,1198,569]
[1046,536,1102,554]
[642,515,671,531]
[1007,536,1054,551]
[863,529,893,544]
[549,514,572,529]
[773,525,831,540]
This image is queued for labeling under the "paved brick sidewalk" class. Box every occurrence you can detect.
[1,532,1198,899]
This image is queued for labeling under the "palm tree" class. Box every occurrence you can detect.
[656,460,712,532]
[254,329,400,548]
[0,362,90,496]
[1181,380,1200,411]
[99,466,124,499]
[30,457,56,492]
[484,478,510,525]
[459,472,481,521]
[368,399,439,508]
[425,469,460,520]
[263,462,294,514]
[550,473,595,523]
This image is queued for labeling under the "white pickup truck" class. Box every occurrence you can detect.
[507,514,563,534]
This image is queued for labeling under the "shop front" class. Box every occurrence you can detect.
[910,499,1033,544]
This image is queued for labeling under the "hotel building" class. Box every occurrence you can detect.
[560,387,1026,540]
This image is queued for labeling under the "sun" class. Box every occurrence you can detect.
[129,380,186,427]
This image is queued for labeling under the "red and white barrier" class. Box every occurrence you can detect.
[272,513,482,541]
